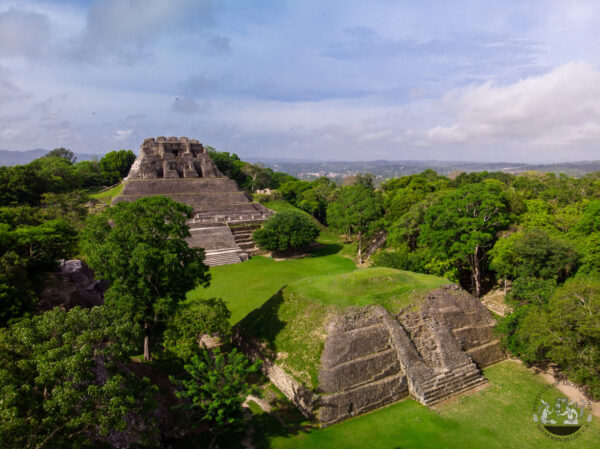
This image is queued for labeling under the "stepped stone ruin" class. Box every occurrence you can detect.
[114,137,273,265]
[235,283,506,427]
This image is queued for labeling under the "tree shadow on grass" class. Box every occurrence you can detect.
[235,289,287,354]
[250,397,314,449]
[308,243,343,258]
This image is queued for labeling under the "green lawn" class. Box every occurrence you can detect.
[88,183,124,204]
[263,200,313,217]
[187,237,356,325]
[285,267,449,312]
[257,361,600,449]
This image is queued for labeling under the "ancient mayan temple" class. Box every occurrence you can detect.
[236,283,506,427]
[114,136,273,265]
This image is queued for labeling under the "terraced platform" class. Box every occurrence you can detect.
[235,271,506,427]
[113,137,273,266]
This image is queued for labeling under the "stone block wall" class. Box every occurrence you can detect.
[126,136,223,181]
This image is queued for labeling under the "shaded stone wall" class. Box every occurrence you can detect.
[39,259,107,311]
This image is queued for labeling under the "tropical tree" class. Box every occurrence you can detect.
[171,348,261,449]
[501,276,600,399]
[253,210,320,253]
[418,180,512,296]
[99,149,136,184]
[163,298,231,361]
[81,197,210,360]
[45,147,77,164]
[489,228,579,286]
[327,184,384,263]
[0,219,78,325]
[0,306,158,449]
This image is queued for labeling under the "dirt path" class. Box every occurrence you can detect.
[507,359,600,418]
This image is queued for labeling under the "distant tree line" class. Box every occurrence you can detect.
[0,148,135,207]
[208,148,295,192]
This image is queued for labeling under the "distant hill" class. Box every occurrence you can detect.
[256,159,600,182]
[0,149,101,166]
[0,149,49,166]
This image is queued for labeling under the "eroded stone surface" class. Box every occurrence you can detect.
[236,284,506,426]
[39,259,107,311]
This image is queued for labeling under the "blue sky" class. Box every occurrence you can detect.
[1,0,600,162]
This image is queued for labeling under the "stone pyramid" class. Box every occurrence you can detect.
[114,136,273,265]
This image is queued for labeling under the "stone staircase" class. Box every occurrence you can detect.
[401,315,444,370]
[187,223,247,266]
[204,249,245,266]
[419,363,486,406]
[230,223,263,256]
[393,306,489,407]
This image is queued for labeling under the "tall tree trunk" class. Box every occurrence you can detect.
[143,322,152,361]
[473,245,481,298]
[357,232,363,265]
[209,432,219,449]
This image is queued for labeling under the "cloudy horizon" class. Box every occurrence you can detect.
[1,0,599,163]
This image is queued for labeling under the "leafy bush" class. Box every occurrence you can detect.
[498,276,600,399]
[163,298,231,361]
[171,348,261,449]
[253,210,320,252]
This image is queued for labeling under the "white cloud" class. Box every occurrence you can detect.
[114,129,133,141]
[424,62,600,148]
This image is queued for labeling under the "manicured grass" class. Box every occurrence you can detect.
[263,200,312,217]
[89,183,123,204]
[286,267,449,313]
[258,361,600,449]
[187,241,356,325]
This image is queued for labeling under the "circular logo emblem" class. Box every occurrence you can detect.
[532,380,593,441]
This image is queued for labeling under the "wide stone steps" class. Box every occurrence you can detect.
[188,225,238,251]
[422,376,486,405]
[204,250,243,266]
[231,223,262,256]
[419,365,485,405]
[237,241,256,250]
[421,364,478,387]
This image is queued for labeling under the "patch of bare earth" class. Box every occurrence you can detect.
[507,359,600,418]
[481,287,512,316]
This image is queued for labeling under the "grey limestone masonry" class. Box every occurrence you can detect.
[235,285,506,427]
[113,137,273,266]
